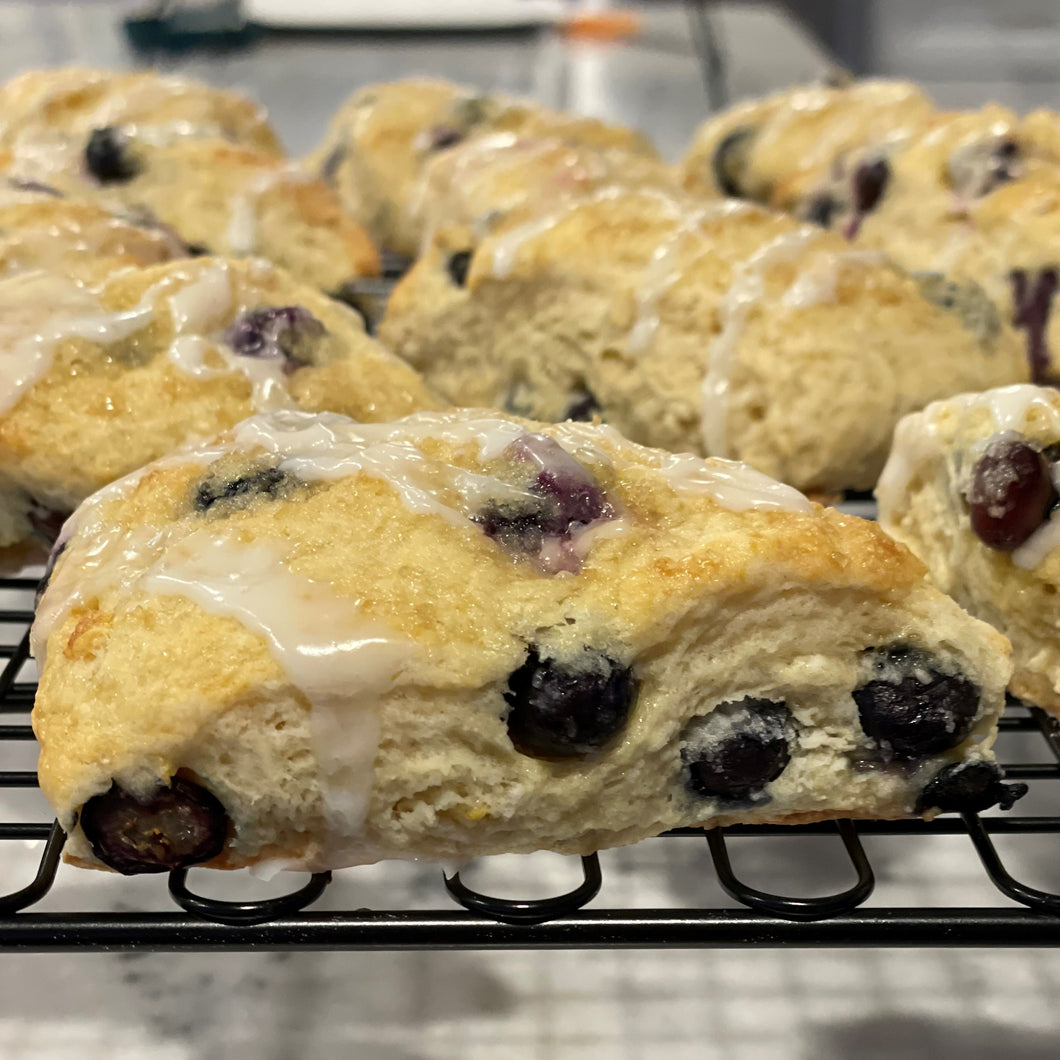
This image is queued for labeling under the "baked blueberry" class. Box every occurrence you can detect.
[853,648,981,759]
[948,136,1021,199]
[79,777,228,875]
[851,158,890,216]
[474,500,548,556]
[446,250,473,288]
[84,126,139,184]
[803,193,839,229]
[912,273,1001,347]
[966,435,1056,551]
[224,306,325,372]
[915,760,1027,814]
[504,647,637,758]
[509,433,613,529]
[711,126,756,198]
[563,387,601,422]
[1011,267,1059,383]
[426,125,464,151]
[681,698,793,799]
[26,500,69,546]
[194,466,294,513]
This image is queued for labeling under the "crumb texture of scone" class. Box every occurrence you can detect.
[380,187,1028,494]
[306,78,659,257]
[878,384,1060,716]
[0,257,439,551]
[31,409,1019,875]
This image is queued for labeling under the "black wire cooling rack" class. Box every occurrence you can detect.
[3,569,1060,951]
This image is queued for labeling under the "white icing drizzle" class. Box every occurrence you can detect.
[141,534,415,850]
[489,185,686,280]
[876,384,1060,519]
[652,450,814,512]
[0,270,156,415]
[701,227,822,457]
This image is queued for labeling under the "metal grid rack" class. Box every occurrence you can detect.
[4,570,1060,951]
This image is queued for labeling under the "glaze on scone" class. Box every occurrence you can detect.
[379,187,1028,494]
[0,257,438,553]
[306,78,659,257]
[32,409,1020,874]
[680,78,934,212]
[878,384,1060,715]
[0,179,183,279]
[0,67,281,159]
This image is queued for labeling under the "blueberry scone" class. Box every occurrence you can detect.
[0,257,438,554]
[1,135,380,295]
[306,78,658,257]
[0,67,281,159]
[680,78,934,215]
[410,133,675,245]
[31,408,1021,874]
[0,178,183,279]
[878,384,1060,716]
[379,187,1028,494]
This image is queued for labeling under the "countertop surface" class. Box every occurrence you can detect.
[1,2,1060,1057]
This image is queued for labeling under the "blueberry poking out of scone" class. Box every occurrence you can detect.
[681,699,793,799]
[446,250,473,288]
[474,432,616,573]
[224,306,326,373]
[84,126,140,184]
[966,435,1057,551]
[79,777,228,875]
[504,647,638,759]
[1010,267,1060,383]
[853,648,981,760]
[915,760,1027,815]
[711,126,756,198]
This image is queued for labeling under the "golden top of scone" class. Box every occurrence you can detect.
[0,67,281,156]
[0,257,438,506]
[0,182,182,278]
[681,77,934,205]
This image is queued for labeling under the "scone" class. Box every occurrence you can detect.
[0,256,438,554]
[1,136,380,295]
[0,178,184,279]
[0,67,281,158]
[379,187,1028,494]
[410,133,676,245]
[32,408,1020,874]
[877,384,1060,716]
[679,78,934,212]
[306,78,659,257]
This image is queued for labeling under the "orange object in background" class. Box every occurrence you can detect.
[561,9,641,41]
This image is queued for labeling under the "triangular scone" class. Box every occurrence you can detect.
[0,258,439,552]
[379,188,1028,494]
[0,67,281,157]
[32,410,1019,875]
[879,383,1060,715]
[305,78,658,258]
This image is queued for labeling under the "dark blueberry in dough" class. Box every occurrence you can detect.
[426,125,464,151]
[966,436,1056,551]
[1011,267,1060,383]
[474,500,548,555]
[194,466,292,513]
[912,272,1001,347]
[853,648,981,760]
[504,647,637,758]
[510,433,613,530]
[446,250,473,288]
[851,157,890,216]
[79,777,228,875]
[224,306,325,372]
[26,500,69,546]
[564,386,601,422]
[184,242,211,257]
[803,193,839,229]
[711,126,756,198]
[915,760,1027,815]
[84,126,139,184]
[681,698,793,799]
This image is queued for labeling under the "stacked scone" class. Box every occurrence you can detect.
[2,68,1033,877]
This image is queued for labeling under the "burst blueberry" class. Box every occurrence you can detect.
[85,126,139,183]
[852,648,981,759]
[79,777,228,875]
[504,648,637,758]
[915,760,1027,815]
[224,306,325,372]
[1011,267,1059,382]
[195,467,293,513]
[446,251,473,287]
